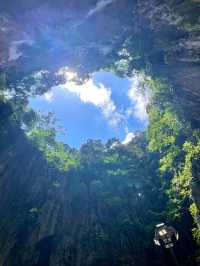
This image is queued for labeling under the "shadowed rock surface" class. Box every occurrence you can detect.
[0,1,200,265]
[0,0,200,124]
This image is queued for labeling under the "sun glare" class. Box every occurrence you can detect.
[57,67,78,82]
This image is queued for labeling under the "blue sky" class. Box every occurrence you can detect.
[29,71,149,148]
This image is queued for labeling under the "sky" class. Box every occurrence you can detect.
[29,71,149,148]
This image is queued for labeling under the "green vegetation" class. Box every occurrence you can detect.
[27,118,78,172]
[0,76,198,265]
[146,76,200,253]
[0,0,200,264]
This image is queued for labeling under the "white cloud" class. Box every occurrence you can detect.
[127,74,151,122]
[43,91,54,102]
[122,132,135,145]
[87,0,115,17]
[60,78,122,126]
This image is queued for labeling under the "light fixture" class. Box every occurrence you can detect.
[154,223,179,249]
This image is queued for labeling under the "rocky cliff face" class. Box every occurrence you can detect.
[0,116,196,266]
[0,1,200,265]
[0,112,164,266]
[0,0,200,124]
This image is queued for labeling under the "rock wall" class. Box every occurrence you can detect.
[0,1,200,124]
